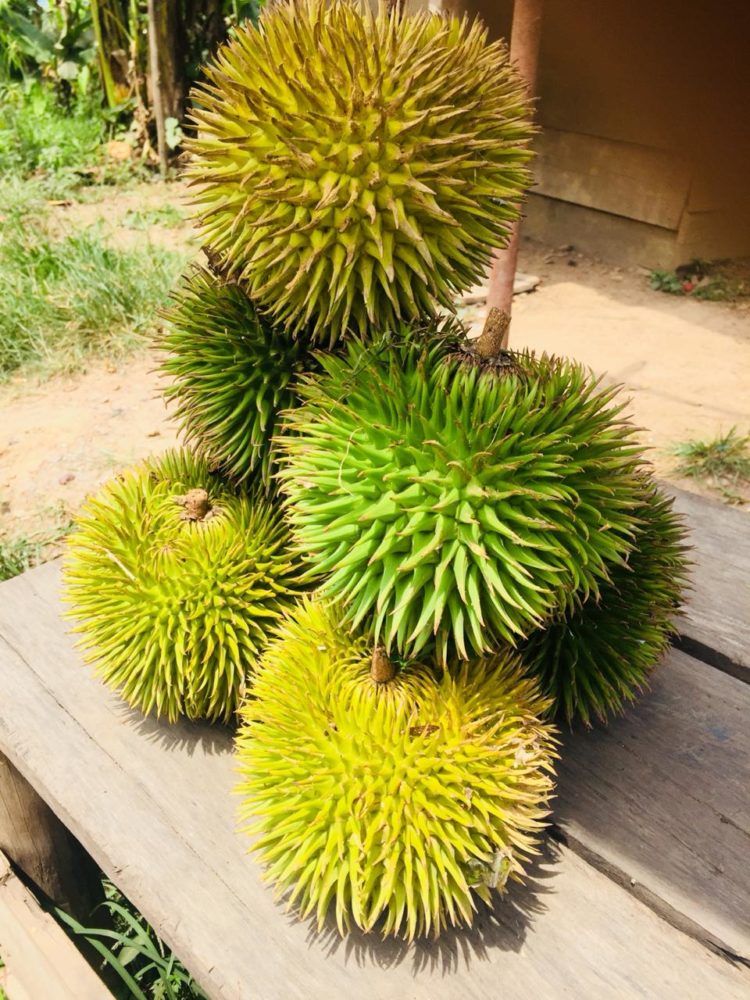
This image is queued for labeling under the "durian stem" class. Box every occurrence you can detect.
[474,306,511,359]
[484,0,544,348]
[371,647,395,684]
[175,488,211,522]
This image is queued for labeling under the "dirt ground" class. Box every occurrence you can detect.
[1,181,749,539]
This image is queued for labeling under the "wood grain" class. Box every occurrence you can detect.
[0,850,112,1000]
[0,562,747,1000]
[532,128,691,230]
[555,649,750,962]
[667,485,750,680]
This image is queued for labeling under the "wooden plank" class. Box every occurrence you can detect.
[667,485,750,680]
[533,128,691,230]
[0,851,112,1000]
[0,751,101,917]
[0,563,747,999]
[555,649,750,963]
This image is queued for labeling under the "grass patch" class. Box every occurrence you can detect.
[123,204,184,229]
[0,82,105,177]
[0,82,147,201]
[55,879,206,1000]
[0,520,71,582]
[674,428,750,504]
[0,195,185,378]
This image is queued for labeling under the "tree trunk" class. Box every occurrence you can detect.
[485,0,544,350]
[201,0,228,55]
[147,0,169,174]
[0,752,100,919]
[152,0,186,124]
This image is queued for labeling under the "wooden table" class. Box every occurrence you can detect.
[0,487,748,999]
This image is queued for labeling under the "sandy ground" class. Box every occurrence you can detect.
[467,239,750,495]
[1,182,749,540]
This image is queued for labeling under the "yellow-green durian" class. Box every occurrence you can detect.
[64,449,304,722]
[187,0,532,344]
[235,598,557,940]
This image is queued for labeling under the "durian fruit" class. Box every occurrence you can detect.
[278,335,645,660]
[235,598,556,940]
[64,449,303,723]
[520,482,690,726]
[187,0,532,343]
[160,266,312,488]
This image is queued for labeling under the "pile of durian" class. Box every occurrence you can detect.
[65,0,688,940]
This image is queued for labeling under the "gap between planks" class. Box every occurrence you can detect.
[0,850,112,1000]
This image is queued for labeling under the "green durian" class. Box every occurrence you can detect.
[159,266,312,488]
[278,334,645,660]
[187,0,532,344]
[520,482,690,726]
[64,449,304,723]
[235,598,556,940]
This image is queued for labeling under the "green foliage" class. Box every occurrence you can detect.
[674,427,750,504]
[0,80,105,177]
[520,483,689,725]
[0,201,184,378]
[160,267,314,487]
[64,449,305,722]
[0,532,49,582]
[0,0,95,90]
[236,598,556,939]
[188,0,531,343]
[55,879,206,1000]
[650,259,745,301]
[0,521,71,582]
[279,335,644,660]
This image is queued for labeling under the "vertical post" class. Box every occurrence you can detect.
[485,0,544,348]
[0,752,100,918]
[147,0,169,175]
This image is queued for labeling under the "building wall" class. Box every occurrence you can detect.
[436,1,750,266]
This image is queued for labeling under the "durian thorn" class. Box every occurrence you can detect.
[371,646,395,684]
[474,306,511,359]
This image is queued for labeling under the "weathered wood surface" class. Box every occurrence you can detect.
[555,649,750,962]
[0,850,112,1000]
[667,486,750,679]
[0,562,747,1000]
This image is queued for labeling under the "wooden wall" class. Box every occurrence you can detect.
[434,1,750,266]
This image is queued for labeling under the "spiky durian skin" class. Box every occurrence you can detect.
[520,482,690,726]
[187,0,532,344]
[64,449,304,723]
[159,266,312,488]
[236,598,556,940]
[278,336,645,660]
